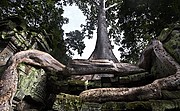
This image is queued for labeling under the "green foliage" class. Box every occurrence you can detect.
[70,0,180,63]
[65,30,85,56]
[1,0,179,63]
[0,0,85,64]
[117,0,180,62]
[71,0,98,39]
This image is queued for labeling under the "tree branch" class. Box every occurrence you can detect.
[91,0,99,7]
[105,3,118,11]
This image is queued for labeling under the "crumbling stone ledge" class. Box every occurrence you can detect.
[79,40,180,102]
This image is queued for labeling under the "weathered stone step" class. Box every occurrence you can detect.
[53,93,180,111]
[67,59,146,76]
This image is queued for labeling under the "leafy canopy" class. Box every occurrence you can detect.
[69,0,180,63]
[0,0,86,63]
[1,0,179,63]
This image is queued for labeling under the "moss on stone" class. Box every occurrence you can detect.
[53,93,82,111]
[158,27,172,42]
[15,63,47,103]
[164,30,180,64]
[53,93,180,111]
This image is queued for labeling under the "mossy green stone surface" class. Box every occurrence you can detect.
[163,30,180,64]
[15,64,47,103]
[53,94,180,111]
[53,93,82,111]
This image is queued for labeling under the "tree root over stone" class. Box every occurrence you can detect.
[79,40,180,102]
[0,50,65,111]
[0,40,180,110]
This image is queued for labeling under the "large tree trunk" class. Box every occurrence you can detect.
[88,0,118,62]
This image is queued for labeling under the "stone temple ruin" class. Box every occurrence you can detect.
[0,18,180,111]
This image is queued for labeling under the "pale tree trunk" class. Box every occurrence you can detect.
[89,0,118,62]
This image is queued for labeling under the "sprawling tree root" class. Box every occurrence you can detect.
[79,40,180,102]
[0,40,179,110]
[0,50,65,110]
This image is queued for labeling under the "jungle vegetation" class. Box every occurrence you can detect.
[0,0,180,63]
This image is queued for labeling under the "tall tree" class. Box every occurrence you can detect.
[88,0,119,62]
[72,0,122,62]
[72,0,180,63]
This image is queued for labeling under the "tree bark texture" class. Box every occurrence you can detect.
[0,50,65,110]
[79,40,180,102]
[0,40,180,109]
[0,50,144,110]
[68,59,145,76]
[88,0,118,62]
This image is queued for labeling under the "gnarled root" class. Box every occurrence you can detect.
[79,40,180,102]
[0,50,65,110]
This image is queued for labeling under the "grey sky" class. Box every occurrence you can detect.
[63,5,97,59]
[63,5,120,60]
